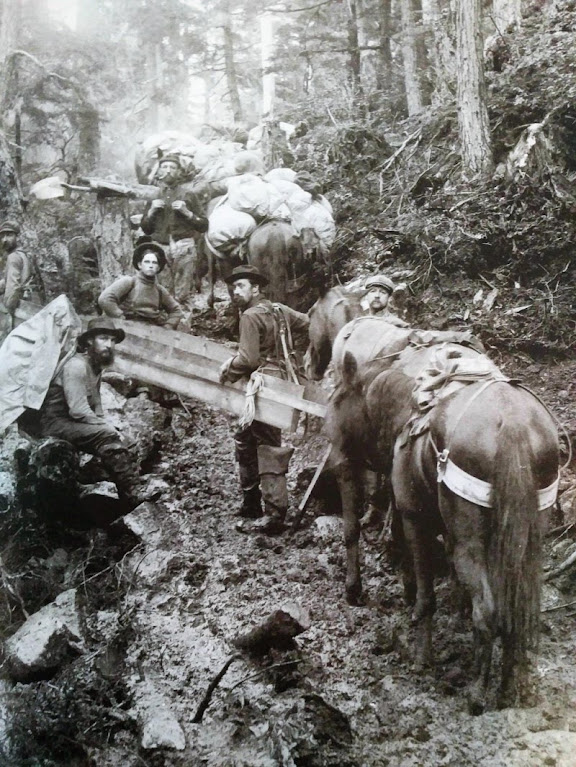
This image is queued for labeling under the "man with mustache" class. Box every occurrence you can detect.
[39,317,151,510]
[219,265,309,535]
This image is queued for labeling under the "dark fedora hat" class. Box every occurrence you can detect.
[77,317,125,350]
[132,236,167,272]
[224,264,269,287]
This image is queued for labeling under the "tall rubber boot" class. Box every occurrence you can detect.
[238,446,294,535]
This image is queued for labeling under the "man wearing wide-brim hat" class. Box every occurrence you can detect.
[98,236,183,329]
[218,264,310,535]
[39,316,153,511]
[140,151,208,307]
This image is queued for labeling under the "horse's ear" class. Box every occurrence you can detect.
[342,351,358,389]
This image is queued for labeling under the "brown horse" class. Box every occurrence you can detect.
[204,213,307,310]
[327,344,559,713]
[304,286,363,380]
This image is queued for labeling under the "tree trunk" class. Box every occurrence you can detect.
[223,0,243,123]
[456,0,493,176]
[426,0,456,105]
[0,131,23,220]
[92,198,133,288]
[347,0,363,100]
[376,0,392,93]
[0,0,20,113]
[261,11,275,119]
[400,0,423,115]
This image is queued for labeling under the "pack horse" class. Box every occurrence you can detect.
[327,341,560,714]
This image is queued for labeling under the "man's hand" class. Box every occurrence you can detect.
[219,358,233,385]
[171,200,187,213]
[150,199,166,211]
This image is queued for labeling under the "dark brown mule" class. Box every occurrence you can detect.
[304,286,363,380]
[327,346,559,713]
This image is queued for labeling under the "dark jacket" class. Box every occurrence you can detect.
[226,297,309,383]
[141,182,208,244]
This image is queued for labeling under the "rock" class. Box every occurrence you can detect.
[131,680,185,751]
[4,589,84,682]
[120,502,163,547]
[314,515,343,541]
[233,602,311,655]
[124,548,179,586]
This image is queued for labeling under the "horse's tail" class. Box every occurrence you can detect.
[490,420,542,661]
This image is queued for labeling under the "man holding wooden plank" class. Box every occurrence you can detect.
[219,265,309,535]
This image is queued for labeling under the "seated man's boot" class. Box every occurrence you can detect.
[237,446,294,535]
[101,445,159,511]
[233,486,263,519]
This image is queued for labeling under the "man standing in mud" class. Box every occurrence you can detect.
[140,154,208,307]
[39,317,153,511]
[218,265,309,535]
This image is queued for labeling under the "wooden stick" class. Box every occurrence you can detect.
[544,546,576,581]
[192,654,241,723]
[290,444,332,533]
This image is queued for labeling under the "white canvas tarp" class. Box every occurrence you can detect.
[0,295,82,433]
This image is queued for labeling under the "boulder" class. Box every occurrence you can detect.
[4,589,84,682]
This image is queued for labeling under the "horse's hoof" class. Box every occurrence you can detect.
[467,692,486,716]
[346,585,364,606]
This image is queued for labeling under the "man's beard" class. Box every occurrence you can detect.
[88,347,115,367]
[233,296,248,309]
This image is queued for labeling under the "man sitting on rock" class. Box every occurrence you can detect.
[39,317,153,510]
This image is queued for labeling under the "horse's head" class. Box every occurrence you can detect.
[305,287,363,381]
[305,299,332,380]
[325,352,369,456]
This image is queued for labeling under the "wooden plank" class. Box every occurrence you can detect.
[12,301,328,428]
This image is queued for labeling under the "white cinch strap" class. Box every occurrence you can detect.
[438,455,559,511]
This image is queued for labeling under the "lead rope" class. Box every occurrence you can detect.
[239,371,264,429]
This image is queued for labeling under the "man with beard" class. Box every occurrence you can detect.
[39,317,151,510]
[218,265,309,535]
[140,154,208,306]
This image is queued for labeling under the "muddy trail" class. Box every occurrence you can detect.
[3,313,575,767]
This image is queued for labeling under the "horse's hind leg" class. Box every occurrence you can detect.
[401,512,435,670]
[440,490,496,714]
[334,458,365,605]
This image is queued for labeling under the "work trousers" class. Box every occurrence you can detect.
[234,420,281,493]
[159,237,197,305]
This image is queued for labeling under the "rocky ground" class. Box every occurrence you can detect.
[1,285,576,767]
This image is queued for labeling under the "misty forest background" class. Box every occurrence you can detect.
[0,0,575,359]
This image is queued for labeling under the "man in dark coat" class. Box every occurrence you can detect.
[219,265,309,535]
[140,154,208,306]
[39,317,152,510]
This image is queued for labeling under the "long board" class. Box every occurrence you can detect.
[13,301,328,431]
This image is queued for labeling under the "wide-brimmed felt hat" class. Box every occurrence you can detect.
[224,264,269,287]
[78,317,125,350]
[132,237,167,272]
[365,274,395,294]
[0,220,20,236]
